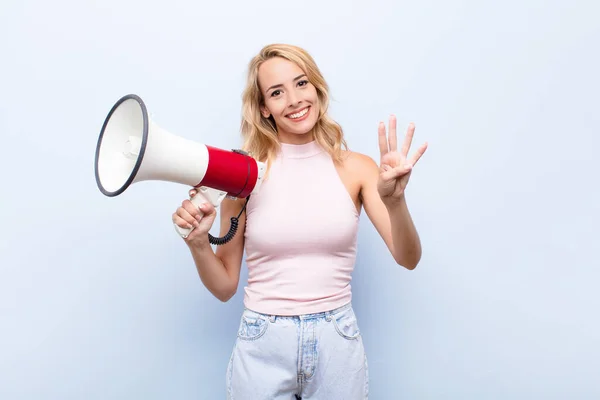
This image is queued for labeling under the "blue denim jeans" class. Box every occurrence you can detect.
[226,302,369,399]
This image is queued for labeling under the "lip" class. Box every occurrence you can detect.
[285,106,311,122]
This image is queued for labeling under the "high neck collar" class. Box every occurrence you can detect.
[279,140,324,159]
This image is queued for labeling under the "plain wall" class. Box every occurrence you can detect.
[1,0,599,398]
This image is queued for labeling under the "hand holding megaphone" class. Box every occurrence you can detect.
[94,94,265,245]
[172,188,218,242]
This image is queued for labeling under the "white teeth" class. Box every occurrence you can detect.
[288,107,309,119]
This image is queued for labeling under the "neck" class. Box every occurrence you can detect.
[277,130,315,145]
[278,139,323,159]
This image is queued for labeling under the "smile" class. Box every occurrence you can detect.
[286,106,310,120]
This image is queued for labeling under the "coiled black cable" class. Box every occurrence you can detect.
[208,195,250,245]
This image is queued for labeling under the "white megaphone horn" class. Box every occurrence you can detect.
[94,94,266,243]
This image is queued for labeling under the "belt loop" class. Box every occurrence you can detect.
[269,314,276,323]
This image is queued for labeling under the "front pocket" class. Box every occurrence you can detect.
[237,313,269,341]
[332,307,361,340]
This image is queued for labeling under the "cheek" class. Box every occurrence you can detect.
[266,98,285,116]
[311,95,321,118]
[310,90,321,110]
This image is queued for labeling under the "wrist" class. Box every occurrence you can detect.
[382,193,406,209]
[186,235,212,251]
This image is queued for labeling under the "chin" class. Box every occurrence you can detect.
[284,126,313,137]
[290,124,316,135]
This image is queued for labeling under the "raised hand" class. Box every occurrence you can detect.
[377,115,428,203]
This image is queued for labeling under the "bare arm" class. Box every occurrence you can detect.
[360,160,422,269]
[353,116,427,270]
[174,192,246,302]
[357,155,422,269]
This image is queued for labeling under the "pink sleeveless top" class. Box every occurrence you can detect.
[243,140,360,316]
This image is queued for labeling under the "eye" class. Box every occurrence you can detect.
[298,80,309,87]
[270,89,282,97]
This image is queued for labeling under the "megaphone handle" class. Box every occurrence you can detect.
[173,191,211,239]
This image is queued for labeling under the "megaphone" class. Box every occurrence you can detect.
[94,94,266,243]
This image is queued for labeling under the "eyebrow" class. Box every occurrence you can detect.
[266,74,307,93]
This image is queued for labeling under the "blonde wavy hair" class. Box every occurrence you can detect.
[240,44,348,170]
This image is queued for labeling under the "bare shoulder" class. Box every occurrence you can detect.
[340,150,379,182]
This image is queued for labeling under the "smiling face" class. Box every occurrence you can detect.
[258,57,320,144]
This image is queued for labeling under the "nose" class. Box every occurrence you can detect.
[288,88,302,108]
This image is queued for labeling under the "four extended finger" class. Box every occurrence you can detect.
[408,142,428,166]
[378,122,388,157]
[400,122,415,157]
[388,115,398,152]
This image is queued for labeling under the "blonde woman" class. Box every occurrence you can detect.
[173,44,427,399]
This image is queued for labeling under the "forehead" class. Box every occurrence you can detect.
[258,57,305,88]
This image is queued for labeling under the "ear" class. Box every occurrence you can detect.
[260,104,271,119]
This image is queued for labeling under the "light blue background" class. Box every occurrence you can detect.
[1,0,598,399]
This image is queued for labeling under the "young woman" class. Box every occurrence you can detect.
[172,44,427,399]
